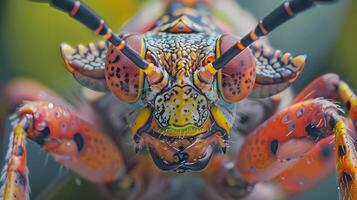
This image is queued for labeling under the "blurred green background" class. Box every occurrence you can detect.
[0,0,356,199]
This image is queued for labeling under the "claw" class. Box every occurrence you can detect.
[221,146,227,154]
[237,99,341,183]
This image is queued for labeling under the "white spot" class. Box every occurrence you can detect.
[297,108,304,117]
[48,103,54,109]
[282,115,290,124]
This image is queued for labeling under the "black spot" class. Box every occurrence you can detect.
[329,117,337,128]
[73,133,84,152]
[15,170,26,186]
[17,146,24,156]
[239,115,250,124]
[112,55,120,63]
[305,124,325,141]
[34,127,51,145]
[270,140,279,155]
[341,171,353,182]
[338,144,346,157]
[346,101,351,111]
[320,145,331,159]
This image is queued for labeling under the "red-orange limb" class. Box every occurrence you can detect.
[292,73,341,104]
[275,135,335,195]
[292,73,357,123]
[236,99,341,183]
[273,74,357,196]
[275,119,356,196]
[1,101,126,200]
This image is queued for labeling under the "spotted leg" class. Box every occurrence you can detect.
[236,97,343,184]
[0,79,128,200]
[0,100,127,200]
[271,74,357,196]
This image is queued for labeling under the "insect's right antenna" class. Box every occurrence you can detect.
[211,0,337,70]
[30,0,151,70]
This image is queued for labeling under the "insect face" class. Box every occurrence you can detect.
[111,32,255,171]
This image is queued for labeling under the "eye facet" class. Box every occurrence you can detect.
[105,34,145,103]
[216,35,256,103]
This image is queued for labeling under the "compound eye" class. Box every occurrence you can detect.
[217,35,256,103]
[105,34,145,103]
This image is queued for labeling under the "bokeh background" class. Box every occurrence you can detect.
[0,0,356,199]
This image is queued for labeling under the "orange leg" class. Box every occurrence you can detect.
[275,135,335,195]
[272,74,357,196]
[1,79,128,199]
[0,101,126,200]
[236,98,342,183]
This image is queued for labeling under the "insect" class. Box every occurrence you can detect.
[1,0,357,199]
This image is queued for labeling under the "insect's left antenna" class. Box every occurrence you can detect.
[30,0,151,70]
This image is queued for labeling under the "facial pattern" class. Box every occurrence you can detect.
[129,32,236,171]
[143,32,217,78]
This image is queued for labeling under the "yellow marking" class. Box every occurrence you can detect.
[263,47,271,57]
[131,108,151,135]
[78,44,88,57]
[103,29,113,40]
[143,63,155,75]
[236,41,245,50]
[60,43,76,73]
[152,118,213,137]
[190,52,197,60]
[216,36,231,103]
[338,82,357,118]
[119,176,133,190]
[334,120,357,199]
[339,82,355,104]
[206,63,217,75]
[210,106,232,133]
[133,38,145,103]
[116,41,126,50]
[281,53,292,65]
[249,31,258,41]
[3,125,28,200]
[162,15,170,23]
[165,52,171,60]
[291,55,306,69]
